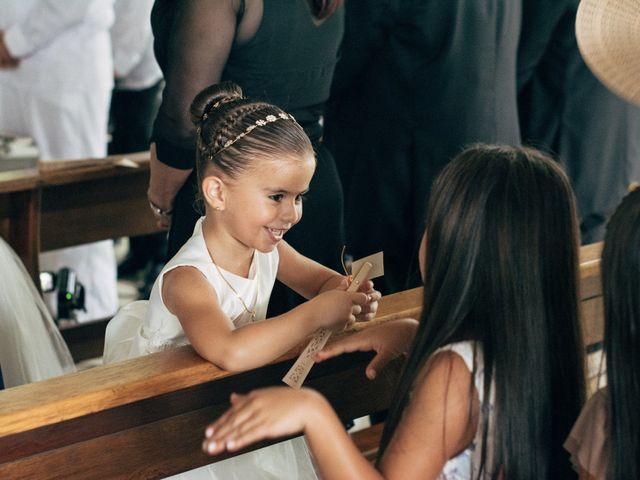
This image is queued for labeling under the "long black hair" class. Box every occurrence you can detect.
[602,187,640,480]
[377,145,585,479]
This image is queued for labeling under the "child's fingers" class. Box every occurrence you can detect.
[211,404,255,442]
[369,290,382,303]
[356,280,374,293]
[213,412,265,453]
[223,420,272,453]
[203,436,227,455]
[365,350,394,380]
[355,312,376,323]
[316,336,374,362]
[336,277,350,291]
[350,292,369,305]
[207,395,252,440]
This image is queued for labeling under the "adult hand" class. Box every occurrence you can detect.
[0,31,19,69]
[148,143,191,230]
[316,318,419,379]
[203,387,322,455]
[147,193,173,230]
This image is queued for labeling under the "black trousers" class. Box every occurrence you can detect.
[109,81,163,155]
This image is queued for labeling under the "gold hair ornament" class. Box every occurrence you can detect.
[221,112,296,151]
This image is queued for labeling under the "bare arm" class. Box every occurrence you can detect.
[149,0,238,211]
[163,266,367,372]
[204,351,477,479]
[276,240,381,320]
[147,143,192,229]
[276,240,344,298]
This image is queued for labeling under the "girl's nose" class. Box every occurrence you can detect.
[282,201,301,224]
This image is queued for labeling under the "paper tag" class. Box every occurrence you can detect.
[282,252,384,388]
[350,251,384,280]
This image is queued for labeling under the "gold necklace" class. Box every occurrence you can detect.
[213,260,257,322]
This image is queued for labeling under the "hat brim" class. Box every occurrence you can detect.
[576,0,640,106]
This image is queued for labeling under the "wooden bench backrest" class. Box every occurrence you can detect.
[0,152,159,285]
[0,243,602,479]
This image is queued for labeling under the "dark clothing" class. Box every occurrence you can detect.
[518,0,640,244]
[326,0,522,295]
[108,80,163,155]
[151,0,346,314]
[109,80,167,297]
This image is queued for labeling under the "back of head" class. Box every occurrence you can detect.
[190,81,314,205]
[602,187,640,479]
[379,145,584,478]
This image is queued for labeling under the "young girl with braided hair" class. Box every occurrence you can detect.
[203,145,586,479]
[104,81,378,479]
[565,186,640,480]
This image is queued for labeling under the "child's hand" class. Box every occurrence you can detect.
[202,387,322,455]
[352,280,381,322]
[316,318,419,379]
[310,289,369,331]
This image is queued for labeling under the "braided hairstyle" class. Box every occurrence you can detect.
[190,81,314,204]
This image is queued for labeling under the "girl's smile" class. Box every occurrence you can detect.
[203,154,316,264]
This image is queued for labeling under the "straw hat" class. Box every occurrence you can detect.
[576,0,640,106]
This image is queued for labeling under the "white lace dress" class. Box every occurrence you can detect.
[104,217,318,479]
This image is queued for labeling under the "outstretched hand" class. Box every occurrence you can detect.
[316,318,419,379]
[203,387,323,456]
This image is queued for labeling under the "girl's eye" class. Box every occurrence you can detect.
[295,193,307,203]
[269,194,284,202]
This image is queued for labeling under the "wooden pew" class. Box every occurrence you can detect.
[0,153,161,361]
[0,152,159,285]
[0,245,603,479]
[0,297,410,479]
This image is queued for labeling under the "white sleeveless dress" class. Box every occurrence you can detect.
[104,217,318,479]
[433,341,496,480]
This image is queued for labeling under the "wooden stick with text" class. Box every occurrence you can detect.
[282,262,374,388]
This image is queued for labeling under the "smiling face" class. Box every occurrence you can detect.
[204,153,316,255]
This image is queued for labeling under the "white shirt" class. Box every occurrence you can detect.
[111,0,162,90]
[0,0,114,95]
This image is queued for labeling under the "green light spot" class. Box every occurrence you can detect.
[65,293,72,300]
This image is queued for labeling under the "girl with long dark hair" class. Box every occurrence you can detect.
[565,187,640,479]
[202,144,586,479]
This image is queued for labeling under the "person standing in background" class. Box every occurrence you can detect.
[109,0,166,299]
[147,0,346,316]
[325,0,522,295]
[518,0,640,244]
[0,0,118,323]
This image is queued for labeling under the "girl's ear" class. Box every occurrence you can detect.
[202,176,226,211]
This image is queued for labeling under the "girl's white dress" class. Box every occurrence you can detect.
[433,341,496,480]
[104,217,318,479]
